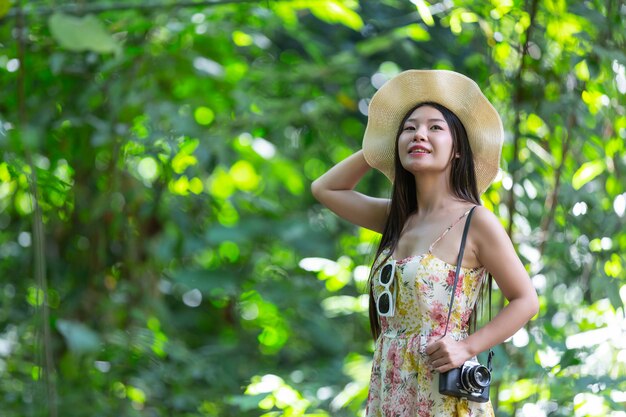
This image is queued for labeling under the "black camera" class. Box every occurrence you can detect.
[439,360,491,403]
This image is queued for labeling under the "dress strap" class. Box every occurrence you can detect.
[428,207,475,254]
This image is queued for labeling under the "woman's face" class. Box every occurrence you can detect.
[397,105,455,176]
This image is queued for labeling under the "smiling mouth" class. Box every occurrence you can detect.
[408,148,431,154]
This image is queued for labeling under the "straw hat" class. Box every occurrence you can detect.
[362,69,503,194]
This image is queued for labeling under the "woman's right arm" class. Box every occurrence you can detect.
[310,150,389,233]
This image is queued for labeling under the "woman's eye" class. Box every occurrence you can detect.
[430,125,443,130]
[403,126,415,131]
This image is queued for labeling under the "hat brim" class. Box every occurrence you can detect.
[362,70,503,195]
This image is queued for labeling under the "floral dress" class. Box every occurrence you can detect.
[366,212,495,417]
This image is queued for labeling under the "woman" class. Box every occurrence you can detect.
[311,70,539,416]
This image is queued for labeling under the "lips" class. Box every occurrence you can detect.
[408,144,431,154]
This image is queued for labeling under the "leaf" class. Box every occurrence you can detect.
[411,0,435,26]
[48,12,119,54]
[558,349,582,368]
[56,319,101,353]
[395,24,431,42]
[0,0,10,19]
[227,394,267,411]
[572,159,605,190]
[307,1,364,31]
[574,59,590,81]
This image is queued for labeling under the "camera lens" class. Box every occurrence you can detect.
[461,363,491,392]
[470,365,491,388]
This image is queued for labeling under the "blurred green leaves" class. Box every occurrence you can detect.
[0,2,8,18]
[56,320,101,353]
[572,159,606,190]
[1,1,625,417]
[48,13,120,54]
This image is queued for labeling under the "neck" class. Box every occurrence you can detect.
[414,174,455,213]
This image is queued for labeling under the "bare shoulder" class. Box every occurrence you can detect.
[470,206,510,250]
[470,205,504,234]
[468,206,513,259]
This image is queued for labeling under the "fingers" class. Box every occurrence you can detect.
[425,337,466,372]
[434,363,455,373]
[431,356,459,373]
[424,340,440,356]
[424,335,447,355]
[429,353,454,372]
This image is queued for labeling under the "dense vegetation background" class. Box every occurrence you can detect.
[1,0,625,416]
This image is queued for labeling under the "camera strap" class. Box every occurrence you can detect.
[440,205,494,369]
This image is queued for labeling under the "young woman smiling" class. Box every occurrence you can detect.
[311,70,539,417]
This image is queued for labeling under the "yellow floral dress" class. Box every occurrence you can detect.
[366,218,495,417]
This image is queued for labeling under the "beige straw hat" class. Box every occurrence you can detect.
[362,69,504,194]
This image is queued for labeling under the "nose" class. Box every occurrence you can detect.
[412,126,428,141]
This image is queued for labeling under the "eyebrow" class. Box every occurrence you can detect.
[405,118,447,124]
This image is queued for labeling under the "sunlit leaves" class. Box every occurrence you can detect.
[146,317,168,358]
[241,374,316,415]
[48,13,120,54]
[321,295,368,317]
[522,113,549,138]
[216,199,239,226]
[224,61,249,83]
[306,0,363,31]
[572,159,605,190]
[208,167,235,199]
[394,24,431,42]
[137,157,159,183]
[446,8,479,35]
[219,240,240,263]
[232,30,254,47]
[14,191,34,215]
[171,141,199,173]
[194,106,215,126]
[126,385,147,406]
[604,254,622,278]
[410,0,434,26]
[574,393,610,417]
[614,193,626,217]
[169,176,203,195]
[501,378,538,402]
[230,160,261,192]
[299,256,353,291]
[581,89,608,114]
[26,287,44,307]
[574,59,590,81]
[239,291,290,354]
[493,42,516,70]
[3,1,626,417]
[131,115,150,139]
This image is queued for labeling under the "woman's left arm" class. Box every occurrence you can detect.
[427,206,539,373]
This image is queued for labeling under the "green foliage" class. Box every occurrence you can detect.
[1,1,625,417]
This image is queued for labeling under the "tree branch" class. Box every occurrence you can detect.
[4,0,271,18]
[539,113,575,255]
[506,0,540,238]
[16,1,58,416]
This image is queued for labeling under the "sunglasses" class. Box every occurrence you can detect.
[376,259,396,317]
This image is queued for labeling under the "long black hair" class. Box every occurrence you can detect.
[368,102,481,340]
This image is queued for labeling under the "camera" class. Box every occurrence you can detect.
[439,360,491,403]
